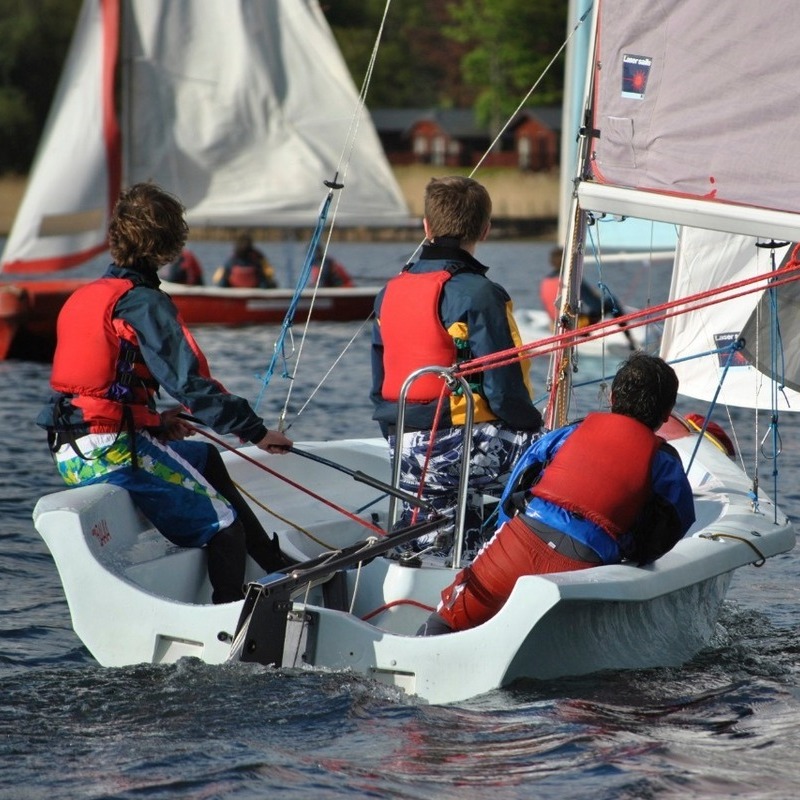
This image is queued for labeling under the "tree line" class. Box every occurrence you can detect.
[0,0,566,175]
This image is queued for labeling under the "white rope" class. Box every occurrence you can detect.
[280,2,590,428]
[470,5,591,176]
[288,315,375,429]
[274,1,394,430]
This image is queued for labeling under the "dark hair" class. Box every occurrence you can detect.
[424,176,491,244]
[610,352,678,429]
[108,183,188,270]
[234,233,253,259]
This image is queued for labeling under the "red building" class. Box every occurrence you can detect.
[370,107,561,171]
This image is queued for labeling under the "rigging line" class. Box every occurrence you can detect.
[410,385,449,526]
[764,250,785,522]
[470,2,594,175]
[582,223,638,367]
[264,1,393,426]
[398,4,592,274]
[267,190,339,425]
[285,313,375,429]
[684,342,742,474]
[183,424,385,536]
[234,481,339,551]
[330,0,391,181]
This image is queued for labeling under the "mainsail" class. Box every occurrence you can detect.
[558,0,676,253]
[551,0,800,423]
[579,1,800,242]
[1,0,409,274]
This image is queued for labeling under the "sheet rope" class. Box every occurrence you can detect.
[452,259,800,380]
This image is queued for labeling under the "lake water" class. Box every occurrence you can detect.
[1,240,799,798]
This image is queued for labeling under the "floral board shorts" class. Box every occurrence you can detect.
[54,431,233,547]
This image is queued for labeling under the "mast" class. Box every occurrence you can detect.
[544,1,600,430]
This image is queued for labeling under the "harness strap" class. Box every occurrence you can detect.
[48,395,139,470]
[517,514,603,564]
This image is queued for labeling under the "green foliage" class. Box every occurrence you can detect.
[329,0,456,108]
[0,0,82,172]
[325,0,566,112]
[445,0,566,134]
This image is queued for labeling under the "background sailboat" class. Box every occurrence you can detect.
[0,0,412,361]
[1,0,409,275]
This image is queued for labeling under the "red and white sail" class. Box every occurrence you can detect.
[1,0,409,274]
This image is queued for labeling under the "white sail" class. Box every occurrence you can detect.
[660,230,800,410]
[740,258,800,397]
[1,0,409,274]
[0,0,116,273]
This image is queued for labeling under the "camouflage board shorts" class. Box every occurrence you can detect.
[389,421,538,558]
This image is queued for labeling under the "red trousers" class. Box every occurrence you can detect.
[437,515,595,631]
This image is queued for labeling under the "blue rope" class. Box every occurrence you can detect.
[253,180,342,412]
[762,259,786,521]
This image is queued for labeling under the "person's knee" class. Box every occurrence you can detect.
[208,518,245,550]
[202,444,227,483]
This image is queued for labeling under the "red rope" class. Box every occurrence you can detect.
[454,260,800,377]
[361,598,435,621]
[186,424,385,536]
[410,383,448,525]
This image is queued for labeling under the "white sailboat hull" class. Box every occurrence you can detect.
[33,432,795,704]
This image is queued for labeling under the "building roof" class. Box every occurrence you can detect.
[370,107,561,138]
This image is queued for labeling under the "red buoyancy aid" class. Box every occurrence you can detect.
[51,278,162,432]
[226,263,260,288]
[531,412,661,537]
[379,270,456,402]
[539,274,560,321]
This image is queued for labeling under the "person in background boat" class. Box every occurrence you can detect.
[310,245,355,288]
[212,233,278,289]
[418,352,696,635]
[539,246,626,327]
[158,248,205,285]
[37,183,294,605]
[371,176,544,558]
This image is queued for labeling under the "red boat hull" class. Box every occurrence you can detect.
[0,279,378,361]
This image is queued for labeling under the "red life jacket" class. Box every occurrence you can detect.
[379,270,457,402]
[310,258,355,288]
[539,274,560,321]
[50,277,204,433]
[227,263,260,288]
[531,412,661,537]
